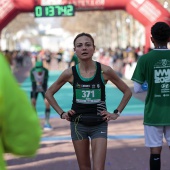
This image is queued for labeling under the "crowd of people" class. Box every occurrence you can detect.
[2,44,146,79]
[1,21,170,170]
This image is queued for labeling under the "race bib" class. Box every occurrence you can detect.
[76,88,101,104]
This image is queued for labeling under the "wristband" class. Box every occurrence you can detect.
[60,111,65,119]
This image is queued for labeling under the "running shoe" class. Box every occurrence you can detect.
[43,123,53,131]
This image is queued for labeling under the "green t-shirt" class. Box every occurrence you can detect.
[131,49,170,126]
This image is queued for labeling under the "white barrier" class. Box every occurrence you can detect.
[124,62,137,80]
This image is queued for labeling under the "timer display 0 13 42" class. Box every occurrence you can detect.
[34,4,75,17]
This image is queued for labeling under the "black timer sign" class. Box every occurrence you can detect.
[34,4,75,17]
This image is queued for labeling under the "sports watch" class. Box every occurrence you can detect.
[114,109,121,116]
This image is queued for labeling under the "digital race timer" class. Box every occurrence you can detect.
[34,4,75,17]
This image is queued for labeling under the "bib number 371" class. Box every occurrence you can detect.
[76,89,101,104]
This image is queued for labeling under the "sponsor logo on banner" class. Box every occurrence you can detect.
[41,0,62,5]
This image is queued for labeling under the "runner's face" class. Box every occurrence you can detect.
[74,36,95,60]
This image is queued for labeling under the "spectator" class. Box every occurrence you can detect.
[131,22,170,170]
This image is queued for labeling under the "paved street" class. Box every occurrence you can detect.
[5,59,170,170]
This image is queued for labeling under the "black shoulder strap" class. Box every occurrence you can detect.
[96,62,102,77]
[72,65,76,74]
[72,65,79,85]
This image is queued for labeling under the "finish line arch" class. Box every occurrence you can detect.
[0,0,170,52]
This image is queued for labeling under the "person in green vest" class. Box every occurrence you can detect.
[30,61,52,130]
[131,22,170,170]
[69,53,79,67]
[0,52,41,170]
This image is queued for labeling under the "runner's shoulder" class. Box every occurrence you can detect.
[62,67,73,78]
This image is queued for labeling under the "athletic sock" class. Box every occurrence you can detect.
[150,154,161,170]
[45,108,50,124]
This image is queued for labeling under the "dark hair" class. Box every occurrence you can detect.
[151,22,170,43]
[73,33,95,47]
